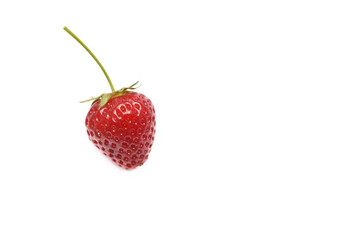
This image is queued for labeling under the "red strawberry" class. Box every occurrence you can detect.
[64,26,156,170]
[86,92,156,169]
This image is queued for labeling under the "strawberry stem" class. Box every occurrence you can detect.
[63,26,115,93]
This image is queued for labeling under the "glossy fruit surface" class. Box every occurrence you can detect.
[86,92,156,170]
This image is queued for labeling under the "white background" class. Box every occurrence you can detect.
[0,0,359,239]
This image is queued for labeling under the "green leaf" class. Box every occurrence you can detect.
[80,98,96,103]
[80,94,102,104]
[128,81,139,89]
[98,93,112,109]
[115,81,141,95]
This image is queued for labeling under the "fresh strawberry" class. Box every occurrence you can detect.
[64,26,156,170]
[86,92,156,169]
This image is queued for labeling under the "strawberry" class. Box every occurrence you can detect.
[85,92,156,169]
[64,26,156,170]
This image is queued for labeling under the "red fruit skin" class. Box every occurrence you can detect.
[85,92,156,170]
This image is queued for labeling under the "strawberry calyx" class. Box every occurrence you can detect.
[80,81,140,109]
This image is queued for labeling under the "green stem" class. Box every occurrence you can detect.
[63,26,115,92]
